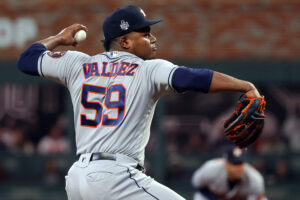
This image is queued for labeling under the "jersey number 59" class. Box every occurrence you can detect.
[80,84,126,127]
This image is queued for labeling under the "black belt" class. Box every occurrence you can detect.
[78,152,145,172]
[90,152,116,161]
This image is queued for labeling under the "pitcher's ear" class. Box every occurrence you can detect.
[120,36,131,49]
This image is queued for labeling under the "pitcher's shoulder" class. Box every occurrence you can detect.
[66,51,91,61]
[144,59,175,66]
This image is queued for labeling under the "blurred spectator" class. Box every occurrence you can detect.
[253,158,268,177]
[271,86,300,153]
[264,159,293,185]
[0,115,19,149]
[166,154,188,184]
[37,125,70,154]
[25,118,43,146]
[255,134,287,154]
[274,160,293,182]
[165,131,179,153]
[251,111,287,154]
[181,132,208,153]
[207,106,237,152]
[164,117,180,153]
[282,115,300,153]
[44,159,63,186]
[10,128,34,155]
[0,115,34,154]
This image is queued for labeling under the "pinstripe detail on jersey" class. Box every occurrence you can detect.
[39,52,46,77]
[127,168,159,200]
[168,67,177,92]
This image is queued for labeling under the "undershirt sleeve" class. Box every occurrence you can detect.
[172,67,213,93]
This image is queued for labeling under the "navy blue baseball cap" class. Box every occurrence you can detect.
[103,5,162,41]
[223,146,245,164]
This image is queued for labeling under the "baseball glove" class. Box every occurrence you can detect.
[224,95,266,148]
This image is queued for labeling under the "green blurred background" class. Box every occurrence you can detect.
[0,0,300,199]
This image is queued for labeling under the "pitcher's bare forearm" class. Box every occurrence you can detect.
[18,24,88,75]
[38,36,65,51]
[37,24,88,51]
[209,71,260,98]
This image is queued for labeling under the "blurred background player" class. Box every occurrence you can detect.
[191,146,267,200]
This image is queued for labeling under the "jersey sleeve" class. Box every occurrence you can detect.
[252,172,265,195]
[191,161,213,188]
[143,59,178,97]
[246,165,266,199]
[37,50,89,86]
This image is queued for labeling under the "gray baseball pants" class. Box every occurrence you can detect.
[65,153,185,200]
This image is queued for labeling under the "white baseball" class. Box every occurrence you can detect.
[74,30,87,43]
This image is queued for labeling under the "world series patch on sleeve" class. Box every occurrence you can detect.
[224,96,266,148]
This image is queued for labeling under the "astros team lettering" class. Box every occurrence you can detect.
[83,61,139,79]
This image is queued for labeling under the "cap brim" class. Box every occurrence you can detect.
[147,19,163,26]
[227,156,245,164]
[134,19,163,30]
[228,160,244,165]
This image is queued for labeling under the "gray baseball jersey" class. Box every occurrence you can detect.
[38,50,186,200]
[37,50,177,165]
[191,158,266,200]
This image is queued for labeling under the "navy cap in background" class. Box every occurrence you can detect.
[103,5,162,41]
[223,146,245,164]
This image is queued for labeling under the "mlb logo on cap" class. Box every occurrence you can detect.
[120,20,129,30]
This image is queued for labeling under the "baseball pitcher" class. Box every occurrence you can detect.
[18,5,264,200]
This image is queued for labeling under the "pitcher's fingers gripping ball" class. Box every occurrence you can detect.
[74,30,87,43]
[224,96,266,148]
